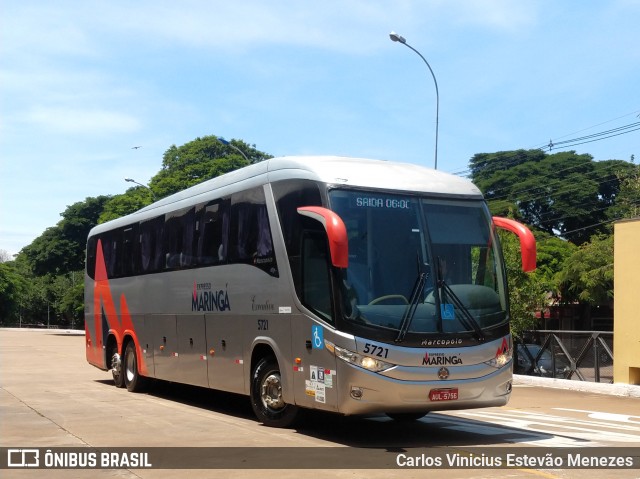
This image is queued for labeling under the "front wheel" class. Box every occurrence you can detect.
[250,356,298,427]
[123,340,148,393]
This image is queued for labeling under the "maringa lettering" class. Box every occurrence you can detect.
[192,288,231,312]
[422,353,463,366]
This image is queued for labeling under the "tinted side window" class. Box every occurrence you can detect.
[86,236,97,279]
[229,187,278,277]
[163,207,196,270]
[140,216,164,273]
[196,198,230,266]
[272,180,323,295]
[102,230,120,278]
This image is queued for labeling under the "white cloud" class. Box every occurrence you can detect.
[22,107,141,134]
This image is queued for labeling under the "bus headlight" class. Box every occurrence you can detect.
[484,348,513,369]
[325,341,394,372]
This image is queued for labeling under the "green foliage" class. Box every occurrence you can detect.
[150,135,271,199]
[99,136,272,224]
[607,163,640,220]
[0,262,28,324]
[532,231,577,288]
[499,231,550,338]
[98,188,153,224]
[472,150,636,245]
[22,196,109,275]
[556,235,614,304]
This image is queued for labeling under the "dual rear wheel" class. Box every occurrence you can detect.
[110,340,147,393]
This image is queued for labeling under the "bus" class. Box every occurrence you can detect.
[85,156,535,427]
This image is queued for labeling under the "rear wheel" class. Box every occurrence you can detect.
[250,356,298,427]
[123,340,148,393]
[109,343,125,388]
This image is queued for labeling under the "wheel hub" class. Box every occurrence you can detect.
[111,352,122,377]
[261,373,284,410]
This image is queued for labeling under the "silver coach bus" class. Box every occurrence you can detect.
[85,156,536,427]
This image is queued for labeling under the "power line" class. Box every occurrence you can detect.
[448,109,640,177]
[547,123,640,151]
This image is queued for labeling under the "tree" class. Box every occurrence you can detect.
[98,187,153,224]
[607,163,640,220]
[532,231,577,291]
[150,135,271,199]
[556,235,614,305]
[22,196,109,275]
[0,262,28,324]
[470,150,635,244]
[499,230,550,338]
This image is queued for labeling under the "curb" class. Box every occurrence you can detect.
[514,374,640,398]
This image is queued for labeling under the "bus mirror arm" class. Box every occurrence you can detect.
[492,216,536,273]
[297,206,349,268]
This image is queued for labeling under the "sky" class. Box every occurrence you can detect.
[1,0,639,258]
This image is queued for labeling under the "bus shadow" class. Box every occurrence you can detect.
[94,379,570,448]
[94,378,256,421]
[294,410,578,448]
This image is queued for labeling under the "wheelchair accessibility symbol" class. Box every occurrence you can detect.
[312,325,324,349]
[441,303,455,320]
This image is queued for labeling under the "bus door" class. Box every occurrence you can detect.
[289,228,339,411]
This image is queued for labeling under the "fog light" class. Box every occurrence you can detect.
[506,381,512,393]
[350,387,363,399]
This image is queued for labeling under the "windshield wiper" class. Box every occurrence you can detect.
[395,272,427,343]
[436,257,485,342]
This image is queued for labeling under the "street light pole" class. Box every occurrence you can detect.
[125,178,156,201]
[217,137,250,163]
[389,31,440,170]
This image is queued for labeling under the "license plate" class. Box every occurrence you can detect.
[429,388,458,401]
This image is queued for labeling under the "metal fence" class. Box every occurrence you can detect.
[514,330,614,383]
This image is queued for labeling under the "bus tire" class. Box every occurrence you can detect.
[250,356,298,428]
[109,342,125,388]
[123,340,148,393]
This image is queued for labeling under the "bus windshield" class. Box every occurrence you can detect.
[328,190,508,340]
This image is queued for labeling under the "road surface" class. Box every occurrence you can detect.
[1,329,638,479]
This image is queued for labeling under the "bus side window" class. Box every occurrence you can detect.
[163,207,196,270]
[140,216,164,274]
[121,225,138,276]
[272,179,323,296]
[102,232,119,278]
[301,230,333,322]
[229,187,278,277]
[196,199,229,266]
[86,237,97,279]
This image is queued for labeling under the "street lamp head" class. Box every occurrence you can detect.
[216,136,250,162]
[389,31,406,44]
[125,178,134,183]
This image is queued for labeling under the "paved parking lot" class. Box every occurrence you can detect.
[1,329,639,479]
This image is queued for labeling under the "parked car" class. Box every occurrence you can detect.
[515,343,571,378]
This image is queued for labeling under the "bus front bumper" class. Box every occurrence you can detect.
[335,360,513,416]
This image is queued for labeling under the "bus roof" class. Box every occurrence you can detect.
[92,156,483,233]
